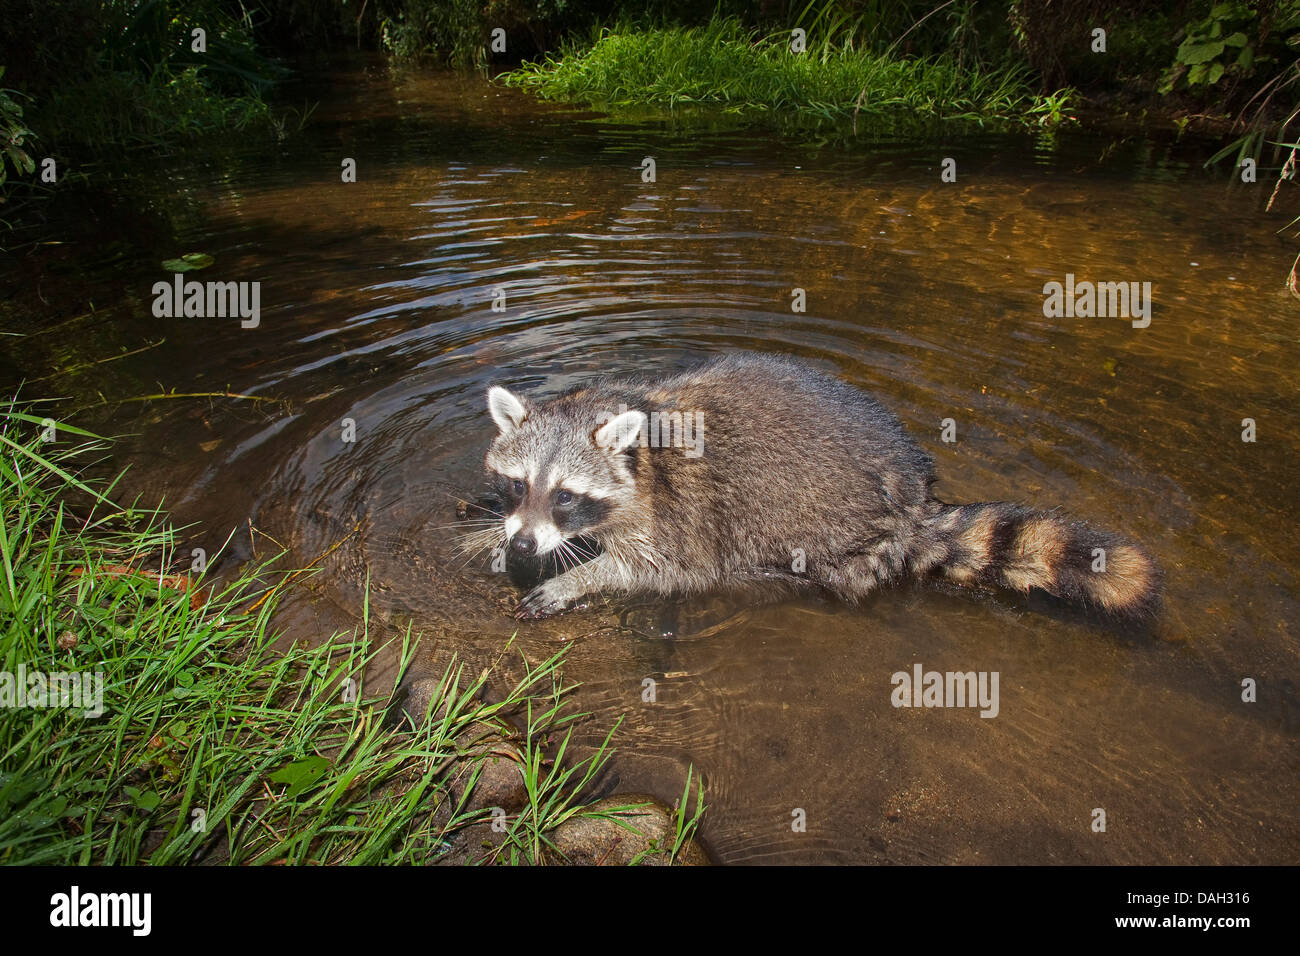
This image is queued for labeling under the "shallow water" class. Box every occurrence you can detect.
[7,60,1298,863]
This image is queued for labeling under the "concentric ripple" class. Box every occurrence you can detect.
[65,63,1300,864]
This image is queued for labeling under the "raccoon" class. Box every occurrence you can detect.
[472,353,1161,621]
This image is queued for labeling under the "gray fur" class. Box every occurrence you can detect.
[481,353,1161,620]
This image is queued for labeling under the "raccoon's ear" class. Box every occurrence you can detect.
[592,409,647,454]
[487,386,529,435]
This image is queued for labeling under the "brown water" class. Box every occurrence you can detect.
[6,62,1298,864]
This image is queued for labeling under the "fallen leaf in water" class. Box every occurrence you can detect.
[198,439,221,452]
[161,252,215,272]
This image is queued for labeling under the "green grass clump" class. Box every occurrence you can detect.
[37,67,275,152]
[1,0,291,167]
[0,404,704,865]
[502,17,1072,126]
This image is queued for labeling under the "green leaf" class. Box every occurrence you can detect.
[123,786,161,812]
[160,252,215,272]
[0,770,45,808]
[1179,40,1226,65]
[0,412,103,438]
[1222,32,1249,47]
[1188,62,1210,85]
[269,756,330,799]
[4,145,33,173]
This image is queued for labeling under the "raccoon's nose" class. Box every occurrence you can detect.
[511,535,537,556]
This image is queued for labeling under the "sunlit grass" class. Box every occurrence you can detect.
[0,404,704,865]
[502,17,1073,127]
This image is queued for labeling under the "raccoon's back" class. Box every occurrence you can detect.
[627,354,935,563]
[657,353,931,486]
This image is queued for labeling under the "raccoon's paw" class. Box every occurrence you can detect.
[514,581,590,620]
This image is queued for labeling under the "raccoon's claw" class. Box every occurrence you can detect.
[515,583,588,620]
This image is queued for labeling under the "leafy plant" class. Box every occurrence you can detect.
[1159,1,1260,93]
[0,69,35,189]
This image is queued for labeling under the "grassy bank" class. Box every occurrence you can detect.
[0,406,702,865]
[2,1,285,150]
[0,0,293,228]
[501,17,1073,126]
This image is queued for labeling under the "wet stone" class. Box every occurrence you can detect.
[384,676,448,729]
[446,727,527,813]
[547,795,711,866]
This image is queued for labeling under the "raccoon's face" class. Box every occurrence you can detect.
[483,385,646,558]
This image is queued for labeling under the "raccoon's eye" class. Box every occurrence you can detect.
[555,490,574,507]
[511,480,525,497]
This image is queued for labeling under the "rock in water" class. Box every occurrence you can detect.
[548,795,710,865]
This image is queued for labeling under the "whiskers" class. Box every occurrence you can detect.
[368,477,607,590]
[548,535,601,578]
[362,480,510,573]
[446,491,509,571]
[450,523,507,569]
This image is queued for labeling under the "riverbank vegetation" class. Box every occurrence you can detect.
[1,0,281,152]
[0,4,1296,861]
[2,2,1297,201]
[0,407,703,864]
[500,16,1072,126]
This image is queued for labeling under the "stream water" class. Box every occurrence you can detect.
[5,60,1298,864]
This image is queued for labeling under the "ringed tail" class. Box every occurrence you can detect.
[920,502,1162,618]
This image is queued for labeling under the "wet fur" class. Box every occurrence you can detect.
[481,353,1162,621]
